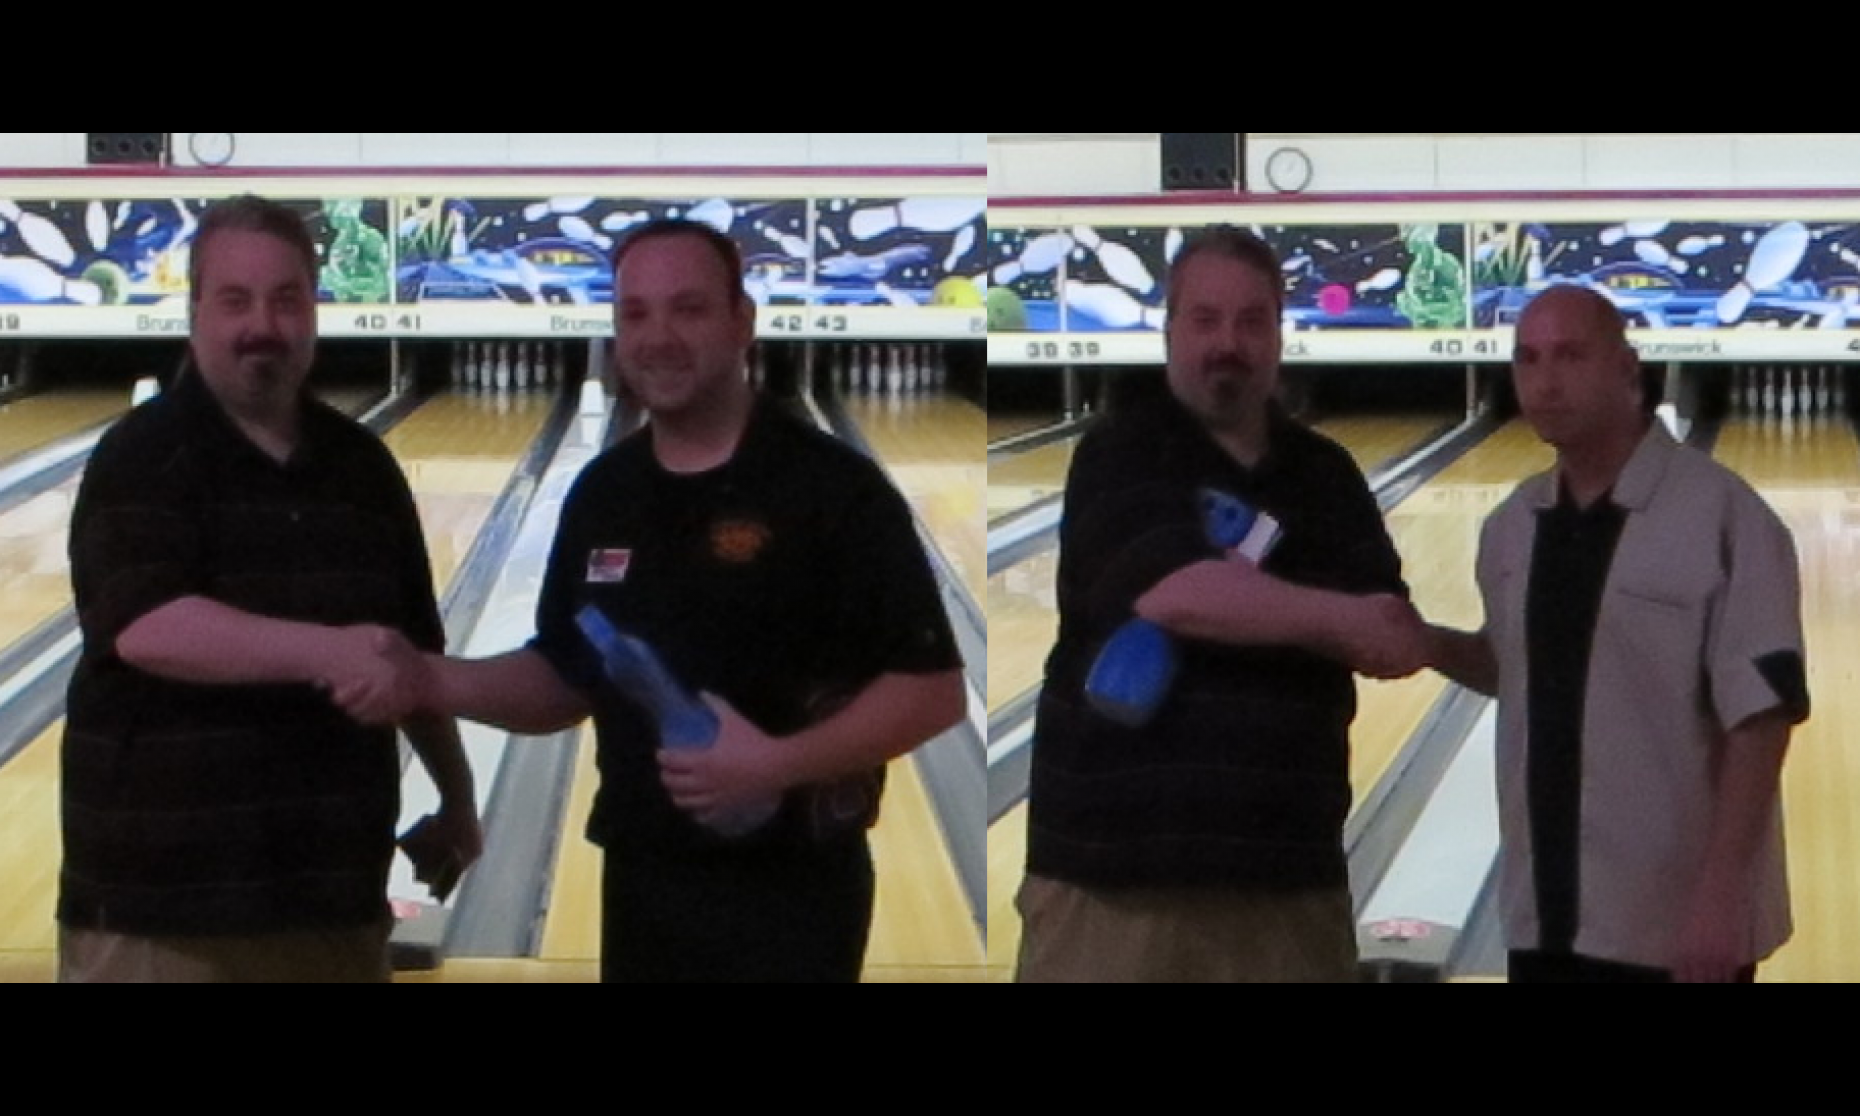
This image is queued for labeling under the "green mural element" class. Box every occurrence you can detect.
[1396,224,1467,329]
[986,285,1029,331]
[320,199,390,303]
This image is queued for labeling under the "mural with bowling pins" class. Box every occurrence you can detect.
[0,197,392,308]
[986,222,1470,335]
[393,194,985,314]
[396,195,807,306]
[1472,220,1860,330]
[811,197,985,311]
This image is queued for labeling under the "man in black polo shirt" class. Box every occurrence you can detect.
[61,195,479,983]
[1427,285,1807,982]
[393,219,964,982]
[1018,226,1428,983]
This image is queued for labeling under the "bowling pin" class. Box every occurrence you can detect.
[86,201,109,253]
[992,232,1073,286]
[849,198,985,241]
[1718,222,1810,325]
[1071,225,1157,296]
[0,256,101,304]
[0,201,77,268]
[523,196,595,221]
[1064,280,1165,330]
[494,341,511,392]
[1780,367,1795,417]
[514,342,531,391]
[686,198,734,235]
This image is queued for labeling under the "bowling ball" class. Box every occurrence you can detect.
[931,276,983,309]
[82,260,130,305]
[986,286,1029,331]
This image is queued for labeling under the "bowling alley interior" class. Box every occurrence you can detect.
[4,133,1860,980]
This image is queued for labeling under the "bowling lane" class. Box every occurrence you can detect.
[0,478,81,652]
[988,412,1054,445]
[1350,421,1551,805]
[1709,416,1860,983]
[830,391,992,977]
[840,392,990,976]
[1311,411,1456,477]
[0,389,123,466]
[988,436,1080,523]
[382,391,556,590]
[840,393,987,606]
[985,419,1553,972]
[0,389,556,973]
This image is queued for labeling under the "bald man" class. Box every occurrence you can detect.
[1429,285,1808,983]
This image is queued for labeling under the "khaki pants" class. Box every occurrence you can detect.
[59,922,392,984]
[1016,875,1358,983]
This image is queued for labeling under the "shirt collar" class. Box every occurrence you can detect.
[167,368,324,471]
[1532,420,1676,512]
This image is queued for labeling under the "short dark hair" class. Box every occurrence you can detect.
[189,195,318,302]
[611,217,748,309]
[1165,224,1284,318]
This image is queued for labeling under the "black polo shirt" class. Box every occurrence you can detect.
[531,395,960,859]
[1029,390,1406,890]
[1524,482,1628,954]
[62,370,443,937]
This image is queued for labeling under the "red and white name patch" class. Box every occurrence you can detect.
[586,548,633,583]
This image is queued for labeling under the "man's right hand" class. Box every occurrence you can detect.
[324,625,433,725]
[1338,594,1430,680]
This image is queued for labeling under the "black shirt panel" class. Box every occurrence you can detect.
[60,371,442,936]
[530,396,960,858]
[1029,393,1406,889]
[1524,483,1628,954]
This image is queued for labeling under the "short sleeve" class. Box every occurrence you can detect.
[528,472,604,694]
[1707,487,1809,729]
[378,446,446,654]
[68,429,203,654]
[825,467,961,678]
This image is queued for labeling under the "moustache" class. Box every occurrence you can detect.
[1202,355,1252,376]
[235,337,290,360]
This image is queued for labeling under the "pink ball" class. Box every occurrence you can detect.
[1318,284,1351,317]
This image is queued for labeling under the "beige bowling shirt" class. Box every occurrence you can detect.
[1477,422,1807,970]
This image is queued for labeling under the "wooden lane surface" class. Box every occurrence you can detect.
[380,391,554,590]
[0,478,80,652]
[1709,417,1860,983]
[1349,421,1552,809]
[1310,412,1455,477]
[840,392,991,978]
[0,389,123,466]
[536,392,990,981]
[0,391,132,653]
[988,553,1056,714]
[988,437,1078,523]
[840,393,987,606]
[0,390,552,977]
[983,418,1555,977]
[988,412,1055,446]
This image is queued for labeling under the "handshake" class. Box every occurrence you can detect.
[318,624,436,725]
[1336,592,1433,681]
